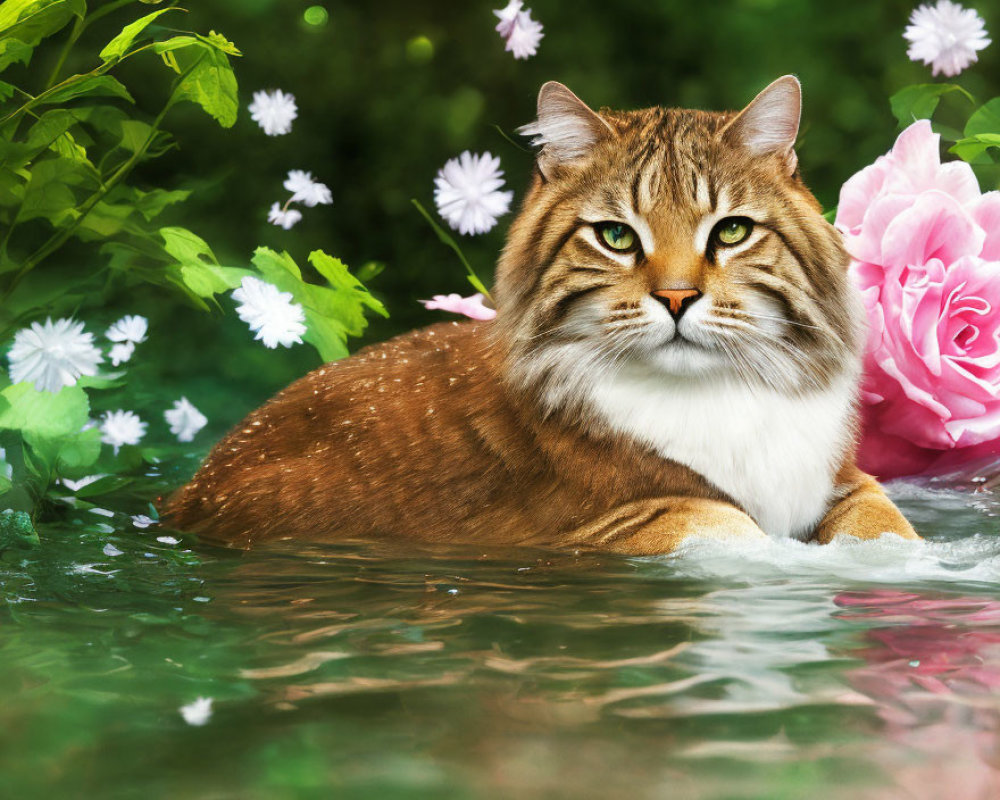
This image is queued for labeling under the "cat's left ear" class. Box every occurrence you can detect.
[721,75,801,174]
[518,82,615,179]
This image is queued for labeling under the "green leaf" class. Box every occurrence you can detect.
[41,74,134,105]
[0,38,33,71]
[168,42,239,127]
[249,248,387,362]
[0,79,15,101]
[77,199,134,239]
[889,83,975,127]
[965,98,1000,137]
[132,187,189,220]
[152,35,198,54]
[0,383,89,439]
[197,30,241,56]
[950,133,1000,162]
[0,0,84,72]
[99,7,180,62]
[160,226,218,265]
[18,156,98,225]
[0,509,39,551]
[54,426,101,473]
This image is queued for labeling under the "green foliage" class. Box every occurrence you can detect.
[0,508,38,549]
[0,1,386,533]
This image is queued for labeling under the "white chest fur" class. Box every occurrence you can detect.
[582,368,856,539]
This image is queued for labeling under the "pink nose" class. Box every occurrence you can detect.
[651,288,702,318]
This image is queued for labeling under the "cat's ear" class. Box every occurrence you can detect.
[722,75,801,174]
[518,82,615,179]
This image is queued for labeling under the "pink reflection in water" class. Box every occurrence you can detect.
[835,590,1000,799]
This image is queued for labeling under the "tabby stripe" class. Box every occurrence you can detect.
[523,216,587,305]
[539,282,609,331]
[598,507,672,548]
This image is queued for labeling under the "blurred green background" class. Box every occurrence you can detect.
[10,0,1000,437]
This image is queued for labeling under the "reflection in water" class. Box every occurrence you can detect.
[4,483,1000,798]
[836,591,1000,800]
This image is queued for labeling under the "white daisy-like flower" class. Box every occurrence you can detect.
[7,317,103,393]
[106,315,147,344]
[179,697,213,726]
[494,1,543,59]
[132,514,155,529]
[99,409,147,454]
[231,276,307,349]
[507,10,544,59]
[248,89,297,136]
[494,0,523,38]
[904,0,990,77]
[103,543,123,557]
[283,170,333,207]
[434,151,514,235]
[109,341,135,367]
[267,202,303,230]
[165,397,208,443]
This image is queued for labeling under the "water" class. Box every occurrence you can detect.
[3,482,1000,799]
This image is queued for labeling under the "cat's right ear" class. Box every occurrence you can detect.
[518,82,614,179]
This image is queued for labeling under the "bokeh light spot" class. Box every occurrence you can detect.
[303,6,328,27]
[406,35,434,63]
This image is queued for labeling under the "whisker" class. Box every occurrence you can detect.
[717,310,823,332]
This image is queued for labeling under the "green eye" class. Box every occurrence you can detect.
[597,222,638,252]
[714,217,753,246]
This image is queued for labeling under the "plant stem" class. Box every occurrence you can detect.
[2,103,169,303]
[411,199,493,301]
[44,15,85,91]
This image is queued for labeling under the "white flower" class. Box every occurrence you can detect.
[434,151,514,235]
[231,276,307,349]
[7,318,103,393]
[267,202,302,229]
[61,474,105,492]
[157,535,180,545]
[179,697,213,726]
[494,0,523,38]
[248,89,297,136]
[106,315,147,344]
[283,170,333,207]
[109,341,135,367]
[494,1,543,59]
[165,397,208,443]
[103,543,123,557]
[904,0,990,77]
[99,410,147,454]
[132,514,155,529]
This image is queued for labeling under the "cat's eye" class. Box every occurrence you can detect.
[712,217,754,247]
[595,222,638,253]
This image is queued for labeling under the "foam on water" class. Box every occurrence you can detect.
[658,483,1000,588]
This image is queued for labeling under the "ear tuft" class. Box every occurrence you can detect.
[722,75,801,174]
[517,82,614,178]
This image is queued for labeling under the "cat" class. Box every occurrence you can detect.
[162,76,919,553]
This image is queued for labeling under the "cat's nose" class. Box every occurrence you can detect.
[651,288,702,320]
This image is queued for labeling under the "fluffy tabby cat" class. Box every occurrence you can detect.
[163,76,919,552]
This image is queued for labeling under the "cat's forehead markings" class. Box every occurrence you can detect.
[694,186,733,253]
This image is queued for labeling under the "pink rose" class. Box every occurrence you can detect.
[420,292,497,321]
[836,120,1000,478]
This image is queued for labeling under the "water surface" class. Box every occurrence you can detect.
[3,481,1000,799]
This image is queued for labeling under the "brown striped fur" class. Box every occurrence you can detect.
[162,78,917,552]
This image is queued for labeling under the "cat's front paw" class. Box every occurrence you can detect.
[813,484,919,544]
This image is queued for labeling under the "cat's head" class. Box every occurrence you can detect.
[494,77,863,406]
